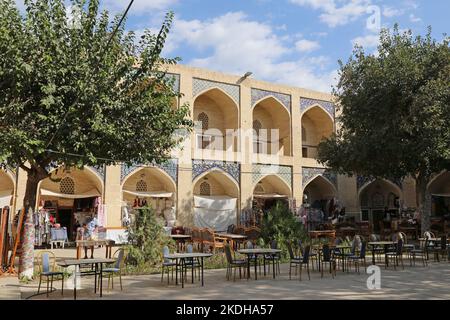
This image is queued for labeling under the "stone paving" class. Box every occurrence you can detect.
[1,246,448,300]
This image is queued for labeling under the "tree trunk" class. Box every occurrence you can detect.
[415,174,431,236]
[18,167,48,280]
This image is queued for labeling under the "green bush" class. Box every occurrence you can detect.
[260,201,308,258]
[124,206,175,267]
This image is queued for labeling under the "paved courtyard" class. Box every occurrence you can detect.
[1,246,449,300]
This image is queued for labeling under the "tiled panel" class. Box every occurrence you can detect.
[121,159,178,184]
[302,167,337,189]
[192,159,240,184]
[252,164,292,187]
[251,88,291,113]
[193,78,240,105]
[300,97,335,118]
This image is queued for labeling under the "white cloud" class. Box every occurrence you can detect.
[166,12,336,92]
[295,39,321,52]
[352,34,380,49]
[102,0,178,15]
[409,14,422,23]
[290,0,372,27]
[382,6,403,18]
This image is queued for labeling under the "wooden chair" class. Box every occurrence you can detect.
[36,251,64,297]
[201,228,226,253]
[244,226,261,245]
[191,228,203,252]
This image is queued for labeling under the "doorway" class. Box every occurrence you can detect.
[57,208,73,240]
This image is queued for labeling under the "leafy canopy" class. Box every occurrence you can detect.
[317,26,450,181]
[0,0,192,173]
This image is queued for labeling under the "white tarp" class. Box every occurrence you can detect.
[193,195,237,231]
[40,188,100,199]
[0,190,12,208]
[123,190,173,198]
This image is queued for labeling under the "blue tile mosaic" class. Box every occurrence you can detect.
[192,159,240,185]
[251,88,291,113]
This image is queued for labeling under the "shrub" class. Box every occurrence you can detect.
[260,201,308,258]
[124,206,175,267]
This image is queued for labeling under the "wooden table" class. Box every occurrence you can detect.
[170,234,192,252]
[58,258,115,300]
[76,240,115,259]
[215,233,247,250]
[164,252,212,288]
[237,248,281,280]
[368,241,395,266]
[313,244,352,272]
[309,230,336,242]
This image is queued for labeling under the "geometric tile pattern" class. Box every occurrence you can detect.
[300,97,335,118]
[252,164,292,187]
[88,165,106,181]
[165,73,180,93]
[302,167,337,190]
[120,159,178,184]
[357,175,403,191]
[251,88,291,113]
[192,159,240,185]
[193,78,240,105]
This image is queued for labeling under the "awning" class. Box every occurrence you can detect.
[253,194,288,199]
[123,190,173,198]
[40,188,100,199]
[432,193,450,197]
[0,190,13,208]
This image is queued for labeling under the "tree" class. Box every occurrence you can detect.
[317,25,450,235]
[0,0,192,278]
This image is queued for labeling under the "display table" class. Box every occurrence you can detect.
[50,228,68,249]
[76,239,115,259]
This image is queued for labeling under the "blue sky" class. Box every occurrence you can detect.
[17,0,450,93]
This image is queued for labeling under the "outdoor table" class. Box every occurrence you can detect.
[170,234,192,252]
[368,241,395,266]
[418,238,449,260]
[58,258,115,300]
[237,248,281,280]
[164,252,212,288]
[76,240,115,259]
[214,233,247,250]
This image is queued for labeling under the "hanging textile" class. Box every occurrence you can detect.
[193,195,237,232]
[0,190,12,208]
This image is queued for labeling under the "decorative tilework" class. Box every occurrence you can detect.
[252,164,292,188]
[302,167,337,190]
[88,165,105,181]
[357,175,403,191]
[300,98,335,118]
[193,78,240,105]
[192,160,240,185]
[251,88,291,113]
[121,159,178,184]
[165,73,180,93]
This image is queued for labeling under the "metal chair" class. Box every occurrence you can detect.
[103,248,126,291]
[224,244,247,281]
[320,244,336,279]
[161,246,176,284]
[386,239,404,270]
[36,251,64,297]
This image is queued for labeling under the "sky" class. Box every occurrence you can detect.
[16,0,450,93]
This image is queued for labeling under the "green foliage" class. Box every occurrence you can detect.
[260,201,308,257]
[317,25,450,232]
[125,206,175,267]
[0,0,193,206]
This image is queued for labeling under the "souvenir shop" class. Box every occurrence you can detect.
[35,167,105,243]
[121,167,177,228]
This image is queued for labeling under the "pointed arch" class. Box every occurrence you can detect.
[301,103,334,123]
[193,168,240,198]
[193,87,239,113]
[253,174,292,197]
[358,179,402,199]
[252,95,290,115]
[303,174,337,193]
[120,166,176,191]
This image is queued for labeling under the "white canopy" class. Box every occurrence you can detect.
[40,188,100,199]
[253,193,288,199]
[432,193,450,197]
[0,190,13,208]
[193,195,237,232]
[123,190,173,198]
